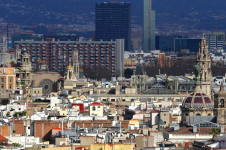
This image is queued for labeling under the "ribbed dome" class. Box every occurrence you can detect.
[183,86,213,109]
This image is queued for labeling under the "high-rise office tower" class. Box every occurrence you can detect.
[95,2,131,51]
[206,32,225,51]
[143,0,155,51]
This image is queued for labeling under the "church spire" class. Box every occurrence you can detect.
[195,36,212,98]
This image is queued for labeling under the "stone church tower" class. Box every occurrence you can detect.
[196,36,212,98]
[72,50,79,79]
[63,50,79,90]
[64,65,76,90]
[132,63,149,93]
[214,84,226,125]
[19,50,32,87]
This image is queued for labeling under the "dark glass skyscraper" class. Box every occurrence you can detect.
[143,0,155,51]
[95,2,131,51]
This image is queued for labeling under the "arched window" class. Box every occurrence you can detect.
[92,106,96,111]
[208,114,211,116]
[204,72,207,81]
[196,113,201,116]
[220,99,224,108]
[180,86,185,91]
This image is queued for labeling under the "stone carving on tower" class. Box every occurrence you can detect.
[196,36,212,98]
[214,83,226,125]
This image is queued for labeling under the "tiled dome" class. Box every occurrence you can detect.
[183,85,213,109]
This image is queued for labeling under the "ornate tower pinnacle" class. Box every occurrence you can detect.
[196,36,212,98]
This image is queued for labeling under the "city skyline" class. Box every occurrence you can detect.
[0,1,225,150]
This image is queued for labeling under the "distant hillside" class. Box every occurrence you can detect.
[0,0,226,30]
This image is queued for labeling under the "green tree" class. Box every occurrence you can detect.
[13,111,27,118]
[13,143,21,147]
[1,99,9,105]
[210,127,220,139]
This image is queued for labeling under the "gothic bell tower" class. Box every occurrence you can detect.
[63,65,76,90]
[19,49,32,87]
[72,50,79,79]
[214,84,226,125]
[196,36,212,98]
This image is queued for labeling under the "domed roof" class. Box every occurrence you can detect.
[183,86,213,109]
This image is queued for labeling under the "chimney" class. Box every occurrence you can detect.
[193,126,197,133]
[221,126,224,134]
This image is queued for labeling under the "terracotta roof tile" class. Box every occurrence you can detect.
[0,135,8,142]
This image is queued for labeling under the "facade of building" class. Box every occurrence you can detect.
[95,2,131,51]
[174,38,202,53]
[206,32,225,51]
[14,39,124,76]
[143,0,155,51]
[0,67,16,90]
[89,102,104,117]
[156,35,181,52]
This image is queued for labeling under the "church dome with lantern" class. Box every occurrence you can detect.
[182,87,213,109]
[181,85,214,124]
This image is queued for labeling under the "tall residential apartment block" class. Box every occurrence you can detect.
[14,39,124,76]
[143,0,155,51]
[95,2,131,51]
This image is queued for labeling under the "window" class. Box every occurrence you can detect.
[220,99,224,108]
[1,84,3,88]
[1,78,4,82]
[9,85,12,89]
[92,106,96,111]
[111,99,115,102]
[9,78,12,82]
[122,99,126,102]
[196,113,201,116]
[102,99,106,102]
